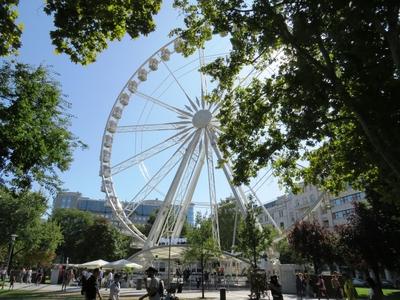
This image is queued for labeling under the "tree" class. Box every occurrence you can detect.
[0,1,22,57]
[80,218,132,262]
[275,239,306,265]
[236,198,273,300]
[0,0,162,64]
[0,62,84,192]
[217,197,242,252]
[51,208,95,263]
[52,209,133,263]
[0,188,63,267]
[236,199,273,269]
[336,199,400,299]
[173,0,400,202]
[184,214,220,299]
[288,220,335,274]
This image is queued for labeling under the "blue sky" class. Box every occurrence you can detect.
[13,0,284,209]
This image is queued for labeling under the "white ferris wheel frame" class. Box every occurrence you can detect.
[99,37,283,250]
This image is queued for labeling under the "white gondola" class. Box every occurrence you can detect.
[112,106,123,119]
[102,150,111,163]
[160,48,171,61]
[104,135,113,148]
[128,80,138,93]
[119,93,130,106]
[174,38,184,53]
[149,58,159,71]
[107,120,117,133]
[102,166,111,177]
[138,68,147,81]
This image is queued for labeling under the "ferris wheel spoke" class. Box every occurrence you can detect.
[207,128,248,215]
[160,58,195,106]
[134,90,193,118]
[125,130,197,217]
[199,48,208,109]
[111,127,193,175]
[116,121,191,133]
[204,129,221,247]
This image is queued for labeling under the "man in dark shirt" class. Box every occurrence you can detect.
[85,268,102,300]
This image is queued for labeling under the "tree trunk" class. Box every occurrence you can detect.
[371,264,384,300]
[201,255,205,299]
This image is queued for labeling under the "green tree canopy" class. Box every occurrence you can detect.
[217,197,242,252]
[51,208,95,263]
[173,0,400,201]
[0,188,63,267]
[236,199,273,269]
[52,209,133,263]
[0,0,22,56]
[0,62,84,192]
[0,0,162,64]
[184,214,220,298]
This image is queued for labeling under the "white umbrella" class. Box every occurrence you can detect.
[79,259,109,269]
[103,259,143,270]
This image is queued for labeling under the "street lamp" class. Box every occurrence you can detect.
[165,230,173,290]
[6,234,18,275]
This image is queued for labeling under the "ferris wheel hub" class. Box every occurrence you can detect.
[192,109,212,128]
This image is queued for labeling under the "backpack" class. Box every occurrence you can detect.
[159,279,165,296]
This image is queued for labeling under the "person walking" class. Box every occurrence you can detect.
[106,270,114,291]
[85,268,102,300]
[343,274,357,300]
[36,269,43,286]
[269,275,283,300]
[27,267,32,284]
[296,273,304,299]
[108,274,121,300]
[9,273,15,290]
[0,266,6,289]
[316,275,329,300]
[139,266,161,300]
[61,266,68,291]
[331,272,343,300]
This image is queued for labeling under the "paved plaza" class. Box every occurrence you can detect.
[2,282,328,299]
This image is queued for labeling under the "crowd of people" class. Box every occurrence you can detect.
[0,266,44,289]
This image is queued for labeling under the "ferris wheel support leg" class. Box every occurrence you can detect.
[172,145,206,238]
[207,129,248,216]
[204,130,221,248]
[145,130,202,249]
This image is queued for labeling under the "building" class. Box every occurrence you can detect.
[54,192,195,226]
[53,192,114,220]
[131,199,195,225]
[262,185,366,230]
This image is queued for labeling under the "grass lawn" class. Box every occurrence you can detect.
[356,287,400,299]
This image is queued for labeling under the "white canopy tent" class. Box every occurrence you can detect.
[103,259,143,270]
[79,259,109,269]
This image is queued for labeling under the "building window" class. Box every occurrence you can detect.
[279,210,284,218]
[280,222,284,228]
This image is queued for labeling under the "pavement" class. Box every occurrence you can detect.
[3,282,332,299]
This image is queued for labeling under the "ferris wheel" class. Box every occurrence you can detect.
[99,37,281,250]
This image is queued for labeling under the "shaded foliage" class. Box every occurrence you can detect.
[288,220,335,274]
[173,0,400,203]
[0,188,63,267]
[52,208,133,263]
